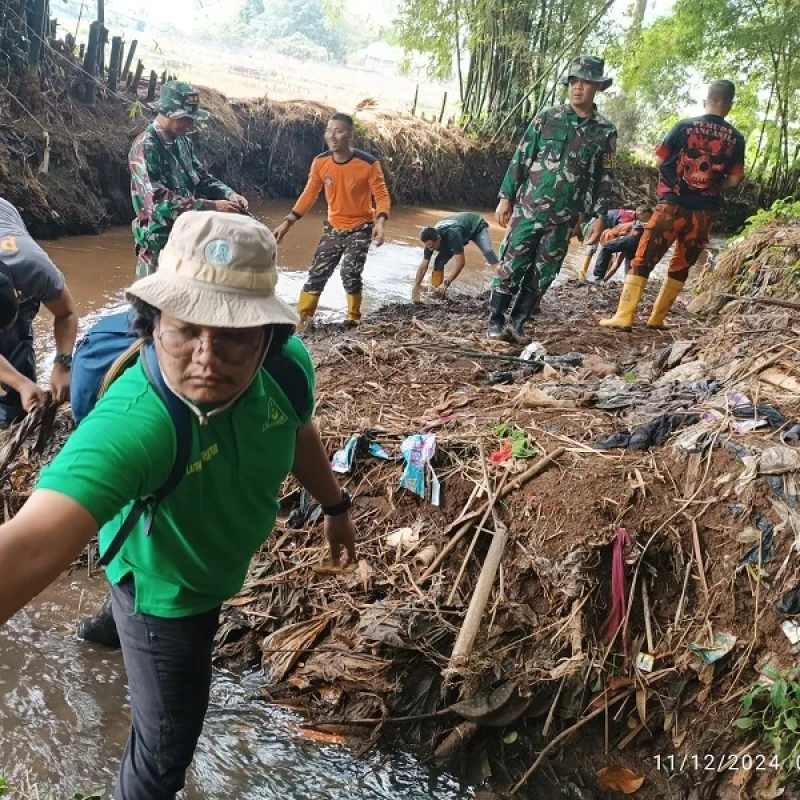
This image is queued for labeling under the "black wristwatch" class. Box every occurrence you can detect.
[322,488,352,517]
[54,353,73,370]
[443,278,452,288]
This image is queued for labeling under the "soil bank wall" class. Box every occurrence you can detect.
[0,88,754,239]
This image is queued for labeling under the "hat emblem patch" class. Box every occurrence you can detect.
[205,239,233,266]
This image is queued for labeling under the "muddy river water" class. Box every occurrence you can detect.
[6,200,689,797]
[32,200,606,371]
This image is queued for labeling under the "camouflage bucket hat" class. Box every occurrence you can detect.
[562,56,612,90]
[152,81,210,121]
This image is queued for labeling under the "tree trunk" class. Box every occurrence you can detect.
[27,0,47,74]
[131,58,144,96]
[80,19,101,103]
[107,34,121,92]
[122,38,137,81]
[146,69,157,102]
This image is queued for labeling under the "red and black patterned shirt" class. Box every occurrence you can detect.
[656,114,745,211]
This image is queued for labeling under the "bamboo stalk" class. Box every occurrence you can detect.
[445,510,508,675]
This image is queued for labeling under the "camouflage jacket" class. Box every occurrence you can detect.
[499,104,617,226]
[129,122,235,263]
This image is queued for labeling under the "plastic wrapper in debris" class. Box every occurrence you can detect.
[738,512,777,565]
[776,586,800,616]
[399,434,440,506]
[759,445,800,475]
[780,620,800,646]
[385,526,421,549]
[332,433,395,474]
[287,489,322,530]
[730,402,786,431]
[781,423,800,444]
[520,341,547,361]
[656,340,698,371]
[688,632,737,664]
[596,413,701,451]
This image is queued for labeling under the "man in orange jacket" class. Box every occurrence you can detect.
[274,113,391,326]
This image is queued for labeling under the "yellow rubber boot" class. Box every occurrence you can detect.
[578,252,593,280]
[431,270,444,288]
[599,274,647,331]
[647,277,684,329]
[346,292,362,325]
[297,290,320,324]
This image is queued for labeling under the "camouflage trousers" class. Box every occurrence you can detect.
[135,248,158,277]
[491,215,571,298]
[132,220,167,277]
[303,222,373,295]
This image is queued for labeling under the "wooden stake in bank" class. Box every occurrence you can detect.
[107,36,122,92]
[122,39,138,85]
[443,448,565,678]
[131,59,144,95]
[146,70,157,102]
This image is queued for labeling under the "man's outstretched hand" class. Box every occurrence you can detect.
[324,514,357,569]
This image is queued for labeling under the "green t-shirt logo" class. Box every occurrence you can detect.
[262,398,288,431]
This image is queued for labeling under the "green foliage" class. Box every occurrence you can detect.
[0,772,7,797]
[740,197,800,238]
[612,0,800,193]
[127,101,145,121]
[395,0,617,136]
[735,664,800,778]
[222,0,349,61]
[238,0,265,24]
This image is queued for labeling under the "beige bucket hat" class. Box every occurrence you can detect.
[127,211,300,329]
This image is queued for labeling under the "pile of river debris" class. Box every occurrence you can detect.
[217,216,800,800]
[1,212,798,800]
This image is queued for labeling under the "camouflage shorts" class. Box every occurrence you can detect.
[492,215,571,297]
[303,222,373,295]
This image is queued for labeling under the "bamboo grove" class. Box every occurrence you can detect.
[396,0,615,137]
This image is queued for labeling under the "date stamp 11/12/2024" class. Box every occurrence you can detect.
[655,753,785,773]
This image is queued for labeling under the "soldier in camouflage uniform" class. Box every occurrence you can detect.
[129,81,248,276]
[489,56,617,343]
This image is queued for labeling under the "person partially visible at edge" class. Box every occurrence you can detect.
[489,56,617,344]
[129,80,249,277]
[0,198,78,427]
[591,205,653,281]
[0,211,357,798]
[601,80,745,331]
[412,212,498,302]
[273,113,391,327]
[577,205,648,278]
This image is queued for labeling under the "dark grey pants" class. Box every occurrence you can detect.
[111,577,220,800]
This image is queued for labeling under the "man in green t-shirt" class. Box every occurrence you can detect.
[0,212,356,798]
[412,211,498,301]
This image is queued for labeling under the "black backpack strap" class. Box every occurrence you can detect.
[98,343,192,568]
[263,348,310,421]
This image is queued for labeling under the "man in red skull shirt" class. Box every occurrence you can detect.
[601,80,745,330]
